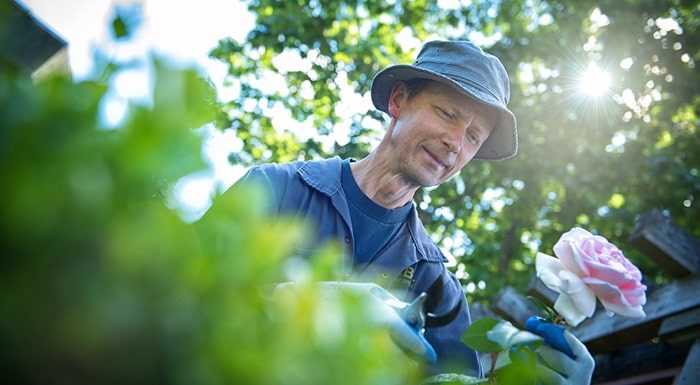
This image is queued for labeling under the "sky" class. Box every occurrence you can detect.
[19,0,254,79]
[19,0,257,220]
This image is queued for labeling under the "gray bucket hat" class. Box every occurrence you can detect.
[371,40,517,160]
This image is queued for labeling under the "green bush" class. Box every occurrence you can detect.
[0,43,420,385]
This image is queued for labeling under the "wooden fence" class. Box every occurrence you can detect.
[471,209,700,384]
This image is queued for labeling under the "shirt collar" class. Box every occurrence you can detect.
[297,156,448,264]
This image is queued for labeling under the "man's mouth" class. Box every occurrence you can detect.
[424,148,450,169]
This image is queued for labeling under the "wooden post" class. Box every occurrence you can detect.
[469,301,498,322]
[658,307,700,349]
[629,209,700,277]
[675,339,700,385]
[491,286,543,328]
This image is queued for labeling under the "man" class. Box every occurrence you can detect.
[222,40,593,382]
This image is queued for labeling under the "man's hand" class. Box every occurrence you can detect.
[273,281,438,363]
[526,317,595,385]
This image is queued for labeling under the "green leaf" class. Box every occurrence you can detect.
[109,4,142,40]
[526,296,558,322]
[111,15,128,38]
[487,320,543,351]
[495,345,539,385]
[461,318,504,353]
[422,373,487,384]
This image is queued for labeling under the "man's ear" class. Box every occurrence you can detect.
[387,81,409,118]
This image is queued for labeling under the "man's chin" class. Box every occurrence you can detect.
[418,177,444,189]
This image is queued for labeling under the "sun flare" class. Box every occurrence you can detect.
[579,62,611,97]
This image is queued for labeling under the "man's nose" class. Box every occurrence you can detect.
[441,125,464,153]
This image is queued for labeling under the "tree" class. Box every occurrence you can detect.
[209,0,700,305]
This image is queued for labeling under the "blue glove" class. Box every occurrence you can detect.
[525,316,575,359]
[525,316,595,385]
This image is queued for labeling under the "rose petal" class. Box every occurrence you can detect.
[583,260,630,284]
[536,252,563,293]
[621,285,648,307]
[554,228,592,277]
[567,242,596,276]
[563,227,592,240]
[582,277,624,300]
[603,302,646,319]
[583,278,646,318]
[554,293,587,327]
[583,277,646,303]
[558,270,597,317]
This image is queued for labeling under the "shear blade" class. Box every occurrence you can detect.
[422,274,462,328]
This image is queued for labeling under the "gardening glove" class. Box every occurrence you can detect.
[525,316,595,385]
[273,281,437,363]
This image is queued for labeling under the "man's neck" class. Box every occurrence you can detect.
[350,154,418,209]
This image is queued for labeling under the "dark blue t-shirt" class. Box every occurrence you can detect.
[340,160,413,268]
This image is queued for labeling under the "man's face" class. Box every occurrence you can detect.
[387,81,498,187]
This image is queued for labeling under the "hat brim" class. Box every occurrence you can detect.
[371,65,517,161]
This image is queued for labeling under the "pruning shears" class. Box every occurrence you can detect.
[272,274,461,364]
[382,274,462,363]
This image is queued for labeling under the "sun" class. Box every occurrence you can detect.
[579,62,611,97]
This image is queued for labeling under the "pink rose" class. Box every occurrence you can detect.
[536,227,647,326]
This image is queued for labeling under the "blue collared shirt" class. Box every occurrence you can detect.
[236,156,482,376]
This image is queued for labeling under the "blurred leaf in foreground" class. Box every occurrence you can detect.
[0,18,421,385]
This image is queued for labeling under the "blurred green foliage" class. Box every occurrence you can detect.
[210,0,700,305]
[462,318,542,384]
[0,14,421,385]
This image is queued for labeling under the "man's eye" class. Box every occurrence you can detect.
[437,107,452,119]
[467,132,481,145]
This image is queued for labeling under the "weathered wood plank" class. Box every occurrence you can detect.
[572,273,700,354]
[491,286,543,328]
[658,306,700,349]
[593,367,681,385]
[592,340,685,384]
[675,339,700,385]
[469,301,498,322]
[629,209,700,277]
[6,2,67,74]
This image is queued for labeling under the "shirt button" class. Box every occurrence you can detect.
[344,237,350,243]
[381,273,389,279]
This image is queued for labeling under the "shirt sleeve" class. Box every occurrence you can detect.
[222,163,302,215]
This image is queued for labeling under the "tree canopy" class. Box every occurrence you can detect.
[209,0,699,304]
